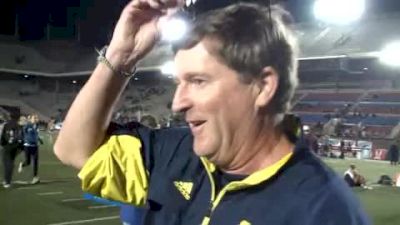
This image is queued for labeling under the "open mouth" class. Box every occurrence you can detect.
[188,120,206,133]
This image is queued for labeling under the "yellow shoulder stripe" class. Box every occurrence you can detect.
[78,135,148,206]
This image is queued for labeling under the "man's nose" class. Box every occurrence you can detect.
[171,84,192,113]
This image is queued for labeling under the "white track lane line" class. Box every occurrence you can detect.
[17,186,41,190]
[61,198,87,202]
[46,216,119,225]
[37,191,64,196]
[88,205,118,209]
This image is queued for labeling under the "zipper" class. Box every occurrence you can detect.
[201,158,216,225]
[200,158,235,225]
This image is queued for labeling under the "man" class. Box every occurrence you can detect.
[54,1,370,224]
[388,144,399,165]
[18,114,42,184]
[1,114,23,188]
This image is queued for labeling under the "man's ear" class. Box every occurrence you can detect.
[255,66,279,108]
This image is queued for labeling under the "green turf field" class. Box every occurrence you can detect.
[325,158,400,225]
[1,132,400,225]
[0,132,120,225]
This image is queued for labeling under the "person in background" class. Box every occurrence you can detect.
[18,114,43,184]
[388,144,399,166]
[1,114,24,188]
[344,164,371,189]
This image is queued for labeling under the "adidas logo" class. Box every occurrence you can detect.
[174,181,193,200]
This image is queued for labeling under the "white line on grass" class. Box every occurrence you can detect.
[88,205,118,209]
[13,180,30,184]
[17,186,41,190]
[61,198,87,202]
[37,191,64,196]
[40,161,68,165]
[46,216,119,225]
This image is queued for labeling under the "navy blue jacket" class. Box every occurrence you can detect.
[83,122,371,225]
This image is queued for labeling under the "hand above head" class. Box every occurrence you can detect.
[106,0,184,72]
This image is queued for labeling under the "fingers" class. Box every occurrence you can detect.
[146,0,162,9]
[133,0,183,12]
[159,0,185,8]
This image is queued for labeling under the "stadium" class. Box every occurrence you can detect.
[1,0,400,224]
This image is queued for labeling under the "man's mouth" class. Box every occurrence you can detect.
[188,120,206,134]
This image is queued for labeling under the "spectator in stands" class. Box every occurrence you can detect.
[388,144,399,166]
[54,1,370,224]
[1,114,24,188]
[18,114,43,184]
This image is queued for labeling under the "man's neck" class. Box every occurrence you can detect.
[219,127,294,175]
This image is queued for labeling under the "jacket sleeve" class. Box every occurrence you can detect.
[78,122,155,206]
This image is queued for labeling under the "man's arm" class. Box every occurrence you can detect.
[54,0,182,169]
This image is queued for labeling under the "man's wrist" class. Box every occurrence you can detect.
[105,48,136,70]
[97,46,137,78]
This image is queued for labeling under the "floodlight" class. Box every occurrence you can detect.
[185,0,198,7]
[160,61,176,75]
[160,17,188,42]
[313,0,365,25]
[380,41,400,67]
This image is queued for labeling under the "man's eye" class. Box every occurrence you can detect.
[191,79,205,85]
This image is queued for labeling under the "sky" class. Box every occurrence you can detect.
[0,0,400,45]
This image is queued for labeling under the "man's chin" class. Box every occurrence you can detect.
[193,146,213,157]
[193,148,220,163]
[193,148,207,157]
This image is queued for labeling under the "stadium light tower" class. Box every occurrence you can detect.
[379,41,400,67]
[160,61,176,76]
[313,0,365,25]
[160,17,188,42]
[159,0,199,42]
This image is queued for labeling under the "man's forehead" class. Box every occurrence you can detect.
[174,42,213,71]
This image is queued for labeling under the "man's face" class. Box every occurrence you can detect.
[30,115,38,124]
[172,40,260,165]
